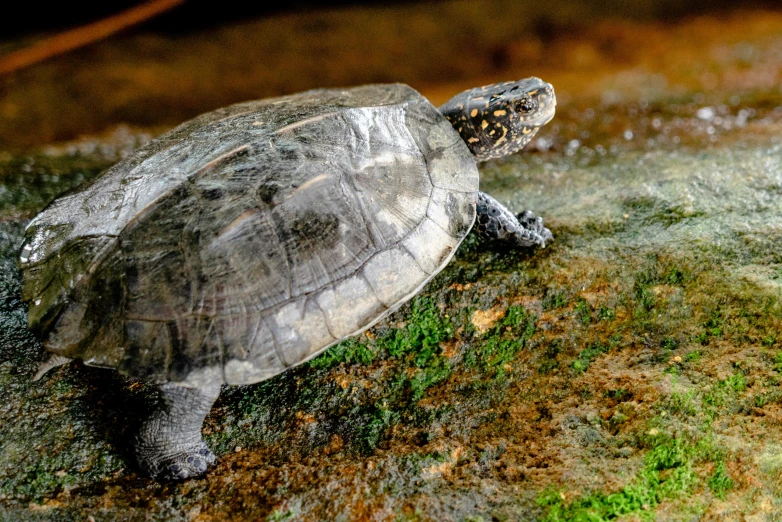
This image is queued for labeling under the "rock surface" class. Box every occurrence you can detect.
[1,4,782,521]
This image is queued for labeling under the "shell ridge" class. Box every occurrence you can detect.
[359,270,394,309]
[310,296,340,342]
[398,242,432,275]
[338,171,378,250]
[268,211,294,300]
[246,314,265,357]
[263,315,290,368]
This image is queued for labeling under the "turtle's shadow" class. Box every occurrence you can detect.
[64,363,155,475]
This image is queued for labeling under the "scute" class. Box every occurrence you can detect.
[362,247,428,307]
[19,84,479,385]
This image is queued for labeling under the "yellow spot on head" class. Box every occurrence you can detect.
[468,137,480,143]
[470,109,478,117]
[481,120,488,129]
[522,128,531,134]
[493,110,507,116]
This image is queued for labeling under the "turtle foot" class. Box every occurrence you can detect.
[516,210,553,247]
[137,441,216,480]
[475,191,553,248]
[135,382,222,480]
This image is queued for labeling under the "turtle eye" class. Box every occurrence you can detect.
[516,96,537,113]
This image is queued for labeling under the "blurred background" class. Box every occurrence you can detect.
[1,0,780,150]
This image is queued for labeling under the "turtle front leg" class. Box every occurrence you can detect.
[135,382,221,480]
[475,191,553,247]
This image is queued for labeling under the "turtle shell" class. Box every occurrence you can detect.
[19,84,479,386]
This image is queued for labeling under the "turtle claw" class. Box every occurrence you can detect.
[165,454,206,480]
[197,443,217,465]
[517,210,553,247]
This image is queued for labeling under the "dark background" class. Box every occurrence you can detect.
[3,0,780,39]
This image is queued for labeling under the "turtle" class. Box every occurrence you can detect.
[18,78,556,480]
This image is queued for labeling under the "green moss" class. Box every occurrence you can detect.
[605,388,630,401]
[661,337,678,351]
[538,340,563,375]
[664,267,688,285]
[0,449,123,503]
[357,403,400,455]
[708,461,734,499]
[724,373,747,393]
[702,372,748,415]
[377,297,456,402]
[312,296,457,406]
[597,306,615,321]
[572,342,609,373]
[304,295,456,373]
[575,297,592,325]
[266,509,295,521]
[309,338,376,370]
[622,196,704,227]
[398,450,450,475]
[608,411,629,431]
[695,310,724,345]
[634,281,657,315]
[536,432,723,521]
[542,291,567,311]
[393,509,425,522]
[664,391,697,416]
[381,296,454,366]
[644,435,694,470]
[629,256,698,322]
[212,296,460,461]
[753,388,782,408]
[465,305,536,375]
[410,359,451,402]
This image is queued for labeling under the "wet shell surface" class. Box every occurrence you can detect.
[19,84,479,386]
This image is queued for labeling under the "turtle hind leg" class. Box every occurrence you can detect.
[474,191,553,248]
[134,382,221,480]
[33,353,71,381]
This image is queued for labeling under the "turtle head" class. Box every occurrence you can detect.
[439,77,556,162]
